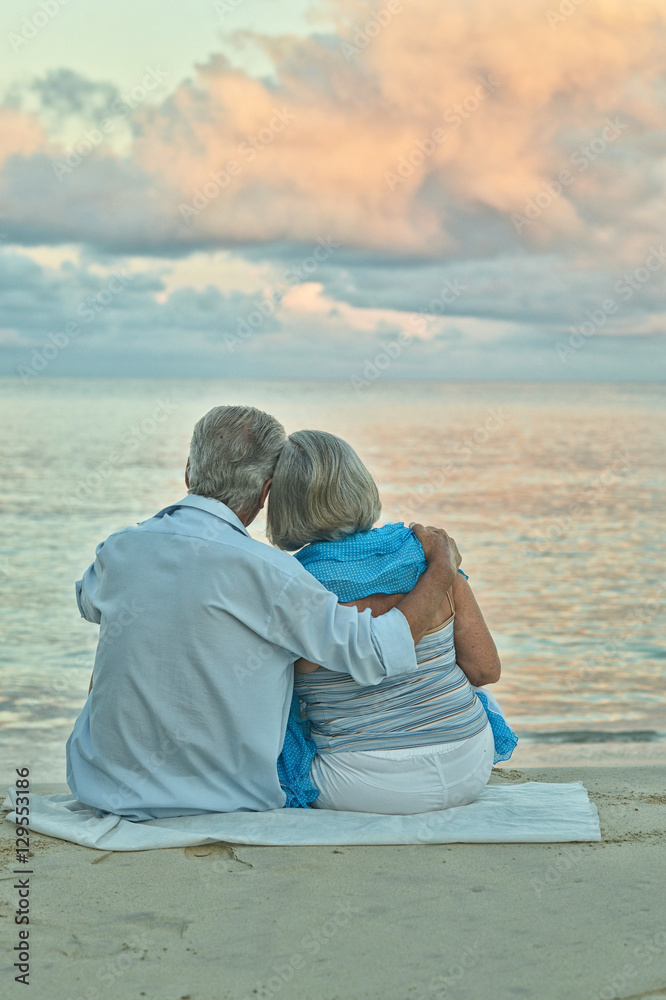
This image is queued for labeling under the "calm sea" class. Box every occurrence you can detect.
[1,378,664,780]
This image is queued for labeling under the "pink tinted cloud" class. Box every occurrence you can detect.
[0,107,48,159]
[1,0,664,257]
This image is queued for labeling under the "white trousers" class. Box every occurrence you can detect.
[310,720,494,814]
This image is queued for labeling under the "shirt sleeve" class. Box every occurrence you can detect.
[268,572,418,687]
[75,541,105,624]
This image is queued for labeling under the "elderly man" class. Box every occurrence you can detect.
[66,405,460,820]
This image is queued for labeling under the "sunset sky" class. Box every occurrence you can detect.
[0,0,665,380]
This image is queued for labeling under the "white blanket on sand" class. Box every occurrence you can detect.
[3,781,600,851]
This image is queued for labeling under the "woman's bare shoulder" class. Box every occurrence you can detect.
[342,590,453,629]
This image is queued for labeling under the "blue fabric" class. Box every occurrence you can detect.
[474,690,519,763]
[294,523,428,602]
[277,694,320,808]
[278,523,517,805]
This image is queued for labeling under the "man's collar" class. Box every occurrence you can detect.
[156,494,250,536]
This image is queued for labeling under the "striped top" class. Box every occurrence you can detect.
[294,605,489,754]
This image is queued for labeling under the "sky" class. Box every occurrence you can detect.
[0,0,665,380]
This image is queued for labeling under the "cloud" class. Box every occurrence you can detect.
[28,68,120,120]
[0,0,664,380]
[0,105,48,159]
[0,0,663,263]
[1,240,663,383]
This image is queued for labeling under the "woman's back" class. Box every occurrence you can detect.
[294,608,489,753]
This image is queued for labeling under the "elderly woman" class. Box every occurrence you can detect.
[268,430,516,815]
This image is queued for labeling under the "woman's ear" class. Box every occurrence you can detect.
[185,458,191,489]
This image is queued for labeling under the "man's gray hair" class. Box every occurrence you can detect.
[266,429,381,551]
[187,405,286,514]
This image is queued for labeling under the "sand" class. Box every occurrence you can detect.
[2,766,666,1000]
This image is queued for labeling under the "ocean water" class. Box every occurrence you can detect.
[0,378,664,780]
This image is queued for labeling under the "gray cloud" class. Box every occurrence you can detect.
[28,69,120,121]
[0,245,663,383]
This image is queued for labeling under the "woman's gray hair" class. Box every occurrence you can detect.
[187,405,286,514]
[266,429,381,550]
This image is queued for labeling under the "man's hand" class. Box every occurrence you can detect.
[409,523,461,574]
[391,524,462,644]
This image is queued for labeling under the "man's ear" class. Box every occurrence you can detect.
[258,477,272,510]
[185,458,191,489]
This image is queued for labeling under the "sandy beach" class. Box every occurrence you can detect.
[2,766,665,1000]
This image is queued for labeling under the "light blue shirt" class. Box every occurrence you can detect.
[66,494,418,820]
